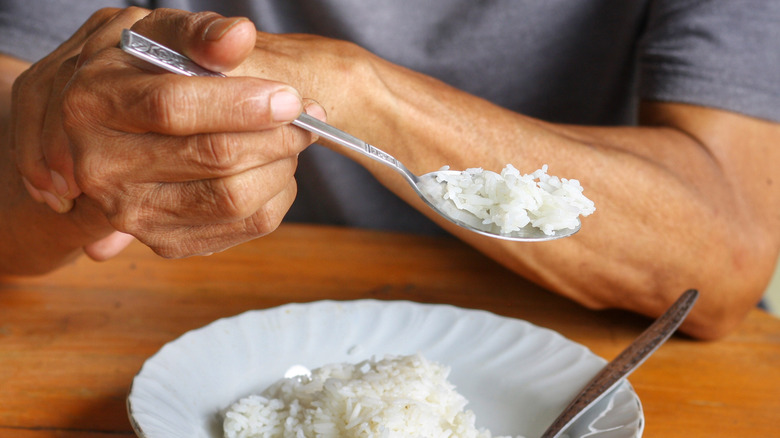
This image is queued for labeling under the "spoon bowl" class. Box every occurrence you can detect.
[416,171,581,241]
[121,29,581,241]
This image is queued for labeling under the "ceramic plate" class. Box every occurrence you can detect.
[127,300,643,437]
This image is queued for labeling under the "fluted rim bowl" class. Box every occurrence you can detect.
[127,300,643,438]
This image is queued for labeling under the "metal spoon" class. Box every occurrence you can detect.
[541,289,699,438]
[120,29,579,241]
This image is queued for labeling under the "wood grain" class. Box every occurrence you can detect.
[1,224,778,437]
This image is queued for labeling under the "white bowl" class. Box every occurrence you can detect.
[128,300,643,437]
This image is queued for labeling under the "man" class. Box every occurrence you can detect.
[1,1,779,339]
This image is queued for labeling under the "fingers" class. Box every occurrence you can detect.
[39,56,82,210]
[112,176,299,259]
[11,57,70,211]
[65,49,303,137]
[11,70,53,202]
[114,156,298,228]
[76,147,302,259]
[13,7,150,213]
[129,9,257,72]
[78,99,325,259]
[75,127,310,185]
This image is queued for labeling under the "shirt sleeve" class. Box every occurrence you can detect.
[0,0,134,63]
[638,0,780,122]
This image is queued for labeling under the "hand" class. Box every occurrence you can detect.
[63,9,328,258]
[13,7,323,259]
[11,8,151,213]
[9,8,158,259]
[12,6,260,210]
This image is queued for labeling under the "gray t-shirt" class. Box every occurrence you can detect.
[2,0,779,234]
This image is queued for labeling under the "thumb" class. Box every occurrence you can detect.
[130,10,256,72]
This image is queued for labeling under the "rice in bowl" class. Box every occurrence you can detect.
[223,354,517,438]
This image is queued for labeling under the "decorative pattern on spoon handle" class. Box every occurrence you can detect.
[292,114,401,169]
[120,29,225,77]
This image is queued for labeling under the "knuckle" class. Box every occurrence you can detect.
[188,10,224,28]
[143,238,186,259]
[149,243,188,260]
[80,8,121,34]
[243,182,293,238]
[89,6,149,26]
[212,178,257,220]
[194,133,238,173]
[88,7,122,24]
[279,123,314,157]
[109,210,138,236]
[72,150,125,205]
[142,9,221,36]
[145,81,196,134]
[73,158,107,197]
[64,122,116,197]
[118,6,151,22]
[107,191,156,237]
[244,208,281,237]
[144,234,207,260]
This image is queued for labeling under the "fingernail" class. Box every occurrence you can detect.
[22,177,45,203]
[203,17,247,42]
[40,190,73,214]
[304,101,327,122]
[270,89,302,122]
[50,170,70,197]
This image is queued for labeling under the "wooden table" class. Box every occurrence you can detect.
[1,224,778,437]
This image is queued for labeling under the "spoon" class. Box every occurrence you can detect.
[120,29,579,241]
[540,289,699,438]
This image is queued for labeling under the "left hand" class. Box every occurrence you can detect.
[10,7,155,259]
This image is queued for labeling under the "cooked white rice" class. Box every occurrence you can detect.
[222,354,513,438]
[420,164,595,236]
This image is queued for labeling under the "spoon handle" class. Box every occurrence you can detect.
[540,289,699,438]
[120,29,413,180]
[291,113,405,173]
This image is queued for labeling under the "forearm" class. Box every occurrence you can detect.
[264,40,779,339]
